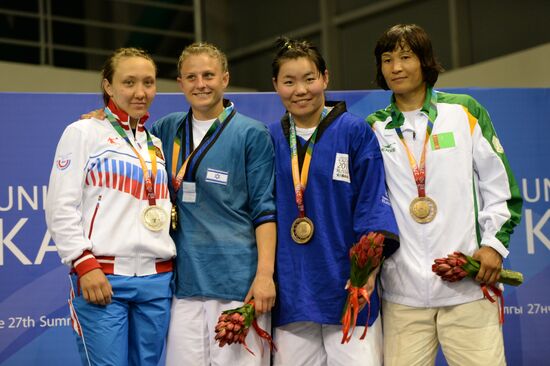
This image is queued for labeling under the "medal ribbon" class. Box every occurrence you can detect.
[171,102,235,192]
[105,108,158,206]
[289,107,328,217]
[391,88,437,197]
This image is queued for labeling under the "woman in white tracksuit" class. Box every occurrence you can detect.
[367,24,522,366]
[45,48,176,366]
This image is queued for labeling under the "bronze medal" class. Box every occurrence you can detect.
[291,217,314,244]
[170,204,178,231]
[142,205,168,232]
[409,196,437,223]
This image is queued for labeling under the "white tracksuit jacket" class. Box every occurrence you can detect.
[368,88,522,307]
[45,109,176,277]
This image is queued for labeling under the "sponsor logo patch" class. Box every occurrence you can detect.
[381,142,396,153]
[381,192,391,206]
[205,168,228,185]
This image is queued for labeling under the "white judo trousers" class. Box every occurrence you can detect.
[273,316,383,366]
[166,297,271,366]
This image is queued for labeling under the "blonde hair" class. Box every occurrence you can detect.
[177,42,228,76]
[101,47,157,105]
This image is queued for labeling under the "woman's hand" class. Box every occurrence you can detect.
[472,246,502,285]
[244,273,276,315]
[345,265,381,311]
[79,268,113,306]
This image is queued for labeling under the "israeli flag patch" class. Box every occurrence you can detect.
[205,168,229,185]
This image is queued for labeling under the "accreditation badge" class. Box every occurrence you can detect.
[181,181,196,203]
[332,153,351,183]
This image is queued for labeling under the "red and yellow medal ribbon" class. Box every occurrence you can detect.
[288,107,328,218]
[105,108,158,206]
[394,127,430,197]
[391,88,438,198]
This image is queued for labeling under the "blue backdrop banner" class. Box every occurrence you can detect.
[0,89,548,365]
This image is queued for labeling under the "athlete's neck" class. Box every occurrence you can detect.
[129,117,139,129]
[293,105,325,129]
[394,84,427,112]
[192,102,224,121]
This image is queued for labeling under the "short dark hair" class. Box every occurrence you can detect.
[271,36,327,80]
[374,24,443,90]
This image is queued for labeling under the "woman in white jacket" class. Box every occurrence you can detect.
[367,24,522,366]
[45,47,176,366]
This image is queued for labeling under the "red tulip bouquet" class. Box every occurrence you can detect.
[432,251,523,323]
[341,232,385,344]
[214,301,276,356]
[432,251,523,286]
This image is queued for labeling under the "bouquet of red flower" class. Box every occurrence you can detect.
[432,251,523,286]
[432,251,523,324]
[214,301,276,356]
[341,232,385,344]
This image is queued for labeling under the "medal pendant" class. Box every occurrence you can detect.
[291,217,314,244]
[142,205,168,231]
[409,196,437,224]
[170,204,178,231]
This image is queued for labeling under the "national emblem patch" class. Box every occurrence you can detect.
[492,135,504,153]
[56,154,72,170]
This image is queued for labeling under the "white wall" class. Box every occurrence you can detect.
[0,61,181,93]
[0,62,253,93]
[437,43,550,88]
[1,43,549,92]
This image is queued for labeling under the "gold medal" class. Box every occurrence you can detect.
[142,205,168,231]
[171,204,178,231]
[291,217,314,244]
[409,196,437,223]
